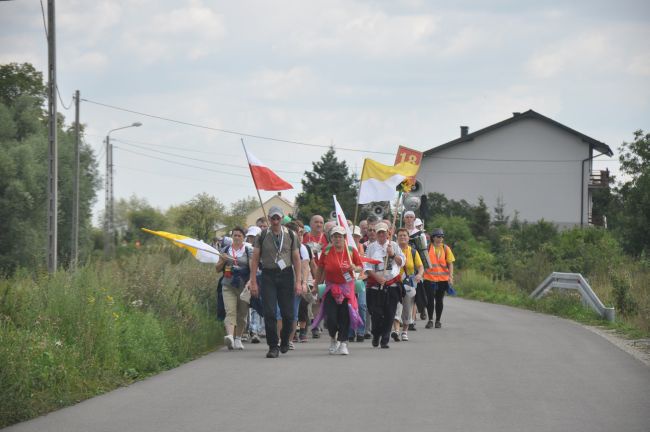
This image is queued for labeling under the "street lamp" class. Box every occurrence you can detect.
[104,122,142,258]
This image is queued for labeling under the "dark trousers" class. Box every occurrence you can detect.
[324,293,350,342]
[261,268,295,348]
[414,281,427,315]
[366,285,400,344]
[424,280,446,321]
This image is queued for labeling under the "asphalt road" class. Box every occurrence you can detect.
[5,298,650,432]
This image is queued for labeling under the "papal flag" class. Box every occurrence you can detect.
[358,159,419,204]
[141,228,220,264]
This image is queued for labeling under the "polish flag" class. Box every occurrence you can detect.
[244,148,293,191]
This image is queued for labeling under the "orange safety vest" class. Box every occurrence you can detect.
[423,244,451,282]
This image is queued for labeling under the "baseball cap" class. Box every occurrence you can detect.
[330,226,346,236]
[352,225,361,237]
[375,222,389,233]
[246,226,261,237]
[431,228,445,237]
[268,206,283,218]
[403,210,415,218]
[414,218,423,228]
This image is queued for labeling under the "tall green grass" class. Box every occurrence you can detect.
[0,250,223,428]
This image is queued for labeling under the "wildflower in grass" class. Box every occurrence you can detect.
[106,295,114,305]
[112,312,120,320]
[87,296,95,305]
[131,299,143,308]
[54,340,63,348]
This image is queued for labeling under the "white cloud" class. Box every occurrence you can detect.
[526,32,609,78]
[627,53,650,77]
[248,67,319,101]
[122,0,225,63]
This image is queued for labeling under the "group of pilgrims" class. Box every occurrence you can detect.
[215,205,455,358]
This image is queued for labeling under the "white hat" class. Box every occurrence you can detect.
[330,226,346,236]
[414,218,423,228]
[375,222,389,232]
[352,225,362,237]
[246,226,261,237]
[403,210,415,218]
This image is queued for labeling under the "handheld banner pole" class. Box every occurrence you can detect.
[241,138,269,224]
[353,158,367,226]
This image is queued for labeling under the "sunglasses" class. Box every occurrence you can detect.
[433,235,444,238]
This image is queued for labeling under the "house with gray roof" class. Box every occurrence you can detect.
[419,110,613,228]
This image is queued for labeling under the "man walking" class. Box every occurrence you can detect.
[249,206,302,358]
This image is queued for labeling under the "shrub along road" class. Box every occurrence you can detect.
[5,298,649,432]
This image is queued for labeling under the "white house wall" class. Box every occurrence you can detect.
[419,117,590,228]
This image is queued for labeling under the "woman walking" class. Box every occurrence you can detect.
[215,227,253,350]
[312,226,363,355]
[422,228,455,329]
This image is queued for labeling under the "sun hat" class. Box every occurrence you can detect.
[414,218,423,228]
[330,226,346,236]
[431,228,444,237]
[375,222,389,232]
[352,225,362,237]
[246,226,261,237]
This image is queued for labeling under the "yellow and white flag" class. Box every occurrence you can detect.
[141,228,220,264]
[358,159,419,204]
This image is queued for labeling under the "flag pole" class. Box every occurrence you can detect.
[353,158,367,226]
[334,194,354,265]
[241,138,269,224]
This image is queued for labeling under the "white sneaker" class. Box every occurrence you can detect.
[328,338,340,355]
[234,338,244,350]
[336,342,349,355]
[224,335,234,350]
[401,332,409,341]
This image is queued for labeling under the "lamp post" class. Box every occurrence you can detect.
[104,122,142,258]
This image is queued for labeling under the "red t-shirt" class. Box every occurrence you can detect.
[303,232,329,264]
[319,246,362,284]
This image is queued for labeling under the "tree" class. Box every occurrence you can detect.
[471,196,490,239]
[0,63,99,273]
[113,195,167,244]
[222,196,259,228]
[172,193,225,241]
[616,130,650,255]
[295,148,357,223]
[493,194,509,227]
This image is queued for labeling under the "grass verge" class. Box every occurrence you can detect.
[0,250,223,428]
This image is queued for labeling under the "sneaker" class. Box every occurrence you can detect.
[336,342,349,355]
[420,312,427,320]
[408,323,416,331]
[371,335,380,348]
[312,329,321,339]
[435,321,442,328]
[266,346,279,358]
[224,335,234,350]
[329,338,340,355]
[280,344,290,354]
[356,334,365,343]
[240,334,248,342]
[364,333,372,339]
[299,333,308,343]
[391,331,400,342]
[250,333,261,344]
[380,342,390,349]
[401,332,409,341]
[234,338,244,350]
[425,320,434,329]
[288,341,295,350]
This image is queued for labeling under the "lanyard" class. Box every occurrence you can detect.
[272,229,285,261]
[230,244,244,264]
[333,246,351,277]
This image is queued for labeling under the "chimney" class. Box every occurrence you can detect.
[277,192,281,196]
[460,126,469,137]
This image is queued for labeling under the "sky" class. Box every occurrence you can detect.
[1,0,649,225]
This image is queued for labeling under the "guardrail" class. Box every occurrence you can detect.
[530,272,615,322]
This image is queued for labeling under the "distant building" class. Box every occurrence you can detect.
[244,193,296,228]
[419,110,613,228]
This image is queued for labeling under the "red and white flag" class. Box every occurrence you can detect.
[244,147,293,191]
[333,195,356,250]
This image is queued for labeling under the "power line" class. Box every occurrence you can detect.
[113,145,302,184]
[116,139,305,174]
[114,164,263,190]
[80,98,395,155]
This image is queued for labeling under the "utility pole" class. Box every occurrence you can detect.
[104,135,111,258]
[71,90,80,269]
[47,0,58,273]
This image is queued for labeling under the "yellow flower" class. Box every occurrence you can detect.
[112,312,120,320]
[106,295,114,305]
[87,296,96,305]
